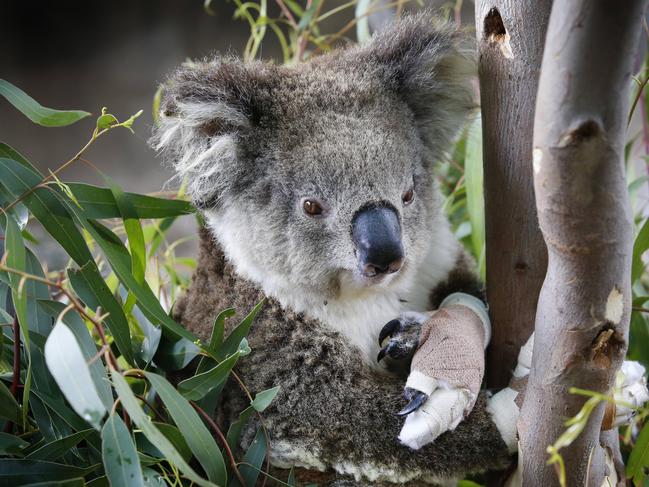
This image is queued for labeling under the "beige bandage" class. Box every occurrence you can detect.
[405,297,488,403]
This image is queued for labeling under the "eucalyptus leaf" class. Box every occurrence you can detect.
[218,300,264,360]
[627,421,649,485]
[154,336,200,371]
[146,372,227,485]
[0,432,29,455]
[251,386,280,412]
[102,415,144,487]
[110,370,217,487]
[0,459,99,484]
[37,300,113,411]
[64,182,193,219]
[44,321,107,430]
[68,262,135,366]
[0,79,90,127]
[0,375,21,423]
[0,154,94,266]
[178,350,242,401]
[26,429,94,461]
[229,428,266,487]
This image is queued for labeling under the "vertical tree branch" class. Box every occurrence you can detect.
[475,0,552,389]
[519,2,648,485]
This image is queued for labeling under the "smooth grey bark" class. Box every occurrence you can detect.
[519,2,648,485]
[474,1,551,389]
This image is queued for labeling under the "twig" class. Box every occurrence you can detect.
[191,400,248,487]
[275,0,297,27]
[1,129,109,214]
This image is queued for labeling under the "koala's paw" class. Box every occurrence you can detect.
[377,311,428,364]
[398,386,470,450]
[612,360,649,426]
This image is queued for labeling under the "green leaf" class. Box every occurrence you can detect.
[96,111,119,132]
[178,351,242,400]
[44,321,107,430]
[58,203,194,343]
[154,336,200,371]
[251,386,280,412]
[464,116,485,268]
[37,300,113,411]
[102,415,144,487]
[142,467,166,487]
[628,420,649,485]
[633,218,649,282]
[229,428,266,487]
[0,459,98,484]
[64,183,194,219]
[0,432,29,455]
[67,262,135,366]
[208,308,235,354]
[146,372,227,485]
[0,154,94,266]
[107,179,146,301]
[110,370,217,487]
[218,300,264,360]
[297,0,320,31]
[226,406,254,452]
[0,366,21,424]
[0,79,90,127]
[26,429,94,461]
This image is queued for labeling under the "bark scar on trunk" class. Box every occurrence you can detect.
[589,326,624,369]
[557,119,603,148]
[483,8,513,59]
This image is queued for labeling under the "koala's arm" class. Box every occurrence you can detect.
[237,304,512,484]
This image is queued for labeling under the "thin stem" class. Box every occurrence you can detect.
[275,0,297,27]
[191,400,248,487]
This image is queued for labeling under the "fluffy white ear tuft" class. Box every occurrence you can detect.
[150,59,258,207]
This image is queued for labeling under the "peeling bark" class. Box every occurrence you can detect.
[518,2,648,485]
[474,0,551,389]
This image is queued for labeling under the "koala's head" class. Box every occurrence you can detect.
[153,14,475,301]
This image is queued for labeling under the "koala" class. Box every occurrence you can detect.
[152,13,647,486]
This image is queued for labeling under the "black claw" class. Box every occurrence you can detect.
[377,348,387,363]
[379,319,401,345]
[396,390,428,416]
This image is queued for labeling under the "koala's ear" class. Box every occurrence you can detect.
[151,58,262,207]
[359,14,476,153]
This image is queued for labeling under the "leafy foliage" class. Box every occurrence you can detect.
[0,78,274,486]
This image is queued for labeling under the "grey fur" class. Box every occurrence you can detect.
[155,13,513,485]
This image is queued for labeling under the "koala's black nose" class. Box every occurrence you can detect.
[352,205,404,277]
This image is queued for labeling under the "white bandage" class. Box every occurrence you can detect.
[398,387,471,450]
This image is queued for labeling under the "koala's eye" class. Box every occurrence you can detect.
[402,188,415,206]
[303,199,325,217]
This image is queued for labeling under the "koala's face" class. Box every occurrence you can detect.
[154,16,474,298]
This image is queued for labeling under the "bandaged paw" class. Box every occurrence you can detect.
[397,293,491,449]
[398,386,471,449]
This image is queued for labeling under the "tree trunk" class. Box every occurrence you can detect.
[474,0,551,389]
[518,2,647,485]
